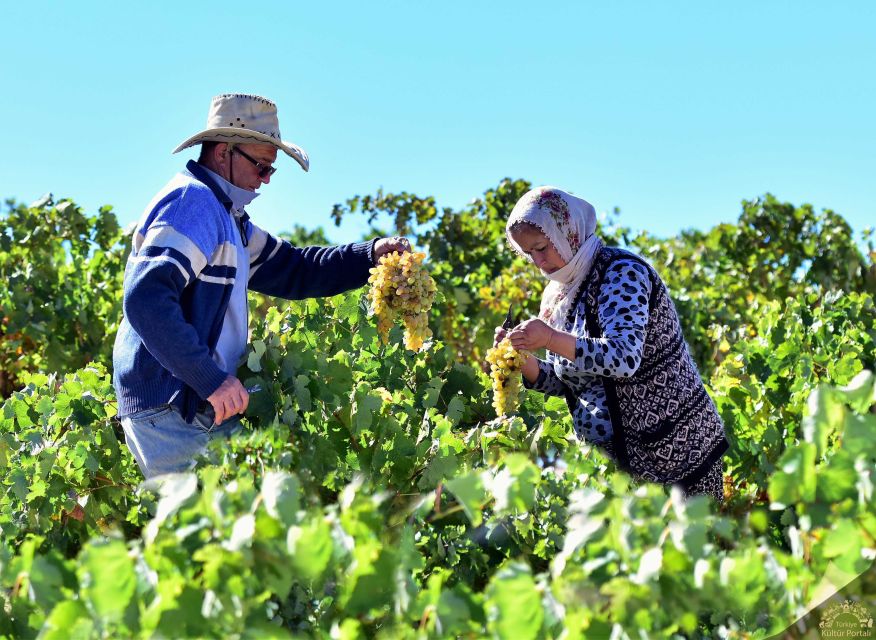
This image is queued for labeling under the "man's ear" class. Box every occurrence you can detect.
[211,143,232,172]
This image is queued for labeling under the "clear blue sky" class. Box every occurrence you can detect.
[2,1,874,245]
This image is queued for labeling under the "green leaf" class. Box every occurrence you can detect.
[334,619,363,640]
[79,539,136,619]
[352,389,384,434]
[769,442,817,508]
[422,378,444,410]
[489,453,539,513]
[262,471,301,527]
[802,385,844,458]
[287,516,333,584]
[836,370,876,413]
[29,553,67,611]
[40,600,94,640]
[419,454,460,488]
[26,477,48,502]
[485,561,544,640]
[446,395,466,425]
[144,472,199,543]
[294,374,312,412]
[247,349,263,373]
[336,292,360,322]
[35,396,54,416]
[446,471,488,526]
[339,541,397,615]
[821,520,861,558]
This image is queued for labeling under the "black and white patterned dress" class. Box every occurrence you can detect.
[525,259,651,458]
[525,248,727,502]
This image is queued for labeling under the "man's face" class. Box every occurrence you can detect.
[229,143,278,192]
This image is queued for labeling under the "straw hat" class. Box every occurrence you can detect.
[172,93,309,171]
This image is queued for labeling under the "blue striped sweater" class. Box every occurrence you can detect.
[112,160,375,421]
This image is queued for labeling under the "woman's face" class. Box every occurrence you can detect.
[510,223,567,274]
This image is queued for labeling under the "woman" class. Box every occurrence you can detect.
[496,186,727,501]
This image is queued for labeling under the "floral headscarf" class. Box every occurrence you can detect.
[506,186,603,329]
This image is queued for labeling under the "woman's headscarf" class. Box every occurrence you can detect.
[506,186,603,329]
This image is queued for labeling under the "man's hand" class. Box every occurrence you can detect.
[507,318,556,352]
[373,236,412,263]
[206,375,249,424]
[493,325,509,347]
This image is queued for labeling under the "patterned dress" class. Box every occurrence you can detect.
[525,247,727,501]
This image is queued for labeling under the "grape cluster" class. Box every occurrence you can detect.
[485,337,527,416]
[367,251,437,351]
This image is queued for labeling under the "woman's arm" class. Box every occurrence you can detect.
[493,327,568,396]
[521,354,539,383]
[508,260,653,379]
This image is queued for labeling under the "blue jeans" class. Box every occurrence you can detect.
[120,404,242,479]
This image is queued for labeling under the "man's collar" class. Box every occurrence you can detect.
[186,160,233,212]
[197,164,259,212]
[185,160,260,213]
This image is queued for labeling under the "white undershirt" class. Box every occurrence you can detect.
[200,165,258,374]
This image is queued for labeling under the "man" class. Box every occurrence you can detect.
[112,93,409,478]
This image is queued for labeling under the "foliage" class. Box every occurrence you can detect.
[0,289,873,637]
[622,194,876,376]
[0,366,145,556]
[333,186,875,379]
[0,196,129,397]
[713,291,876,502]
[1,183,875,637]
[332,179,543,365]
[248,225,334,320]
[277,224,331,247]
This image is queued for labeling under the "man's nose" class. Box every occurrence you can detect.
[260,173,272,186]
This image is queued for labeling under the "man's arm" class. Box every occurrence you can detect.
[246,223,376,299]
[123,223,228,400]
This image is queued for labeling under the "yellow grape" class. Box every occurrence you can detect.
[367,251,437,351]
[484,337,527,416]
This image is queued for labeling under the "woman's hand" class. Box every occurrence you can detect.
[373,236,412,263]
[493,325,539,383]
[507,318,556,352]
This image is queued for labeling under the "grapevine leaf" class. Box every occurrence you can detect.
[247,349,263,373]
[422,378,444,410]
[802,385,844,458]
[287,516,333,584]
[262,471,301,527]
[78,539,136,619]
[40,600,94,640]
[485,561,544,640]
[143,472,199,543]
[446,471,488,526]
[446,395,466,425]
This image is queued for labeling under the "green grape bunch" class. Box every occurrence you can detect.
[367,251,437,351]
[485,337,527,415]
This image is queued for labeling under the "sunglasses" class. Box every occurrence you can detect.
[231,147,277,179]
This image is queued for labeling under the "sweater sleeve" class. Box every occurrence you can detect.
[246,222,377,299]
[122,220,228,400]
[522,357,570,397]
[572,259,652,379]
